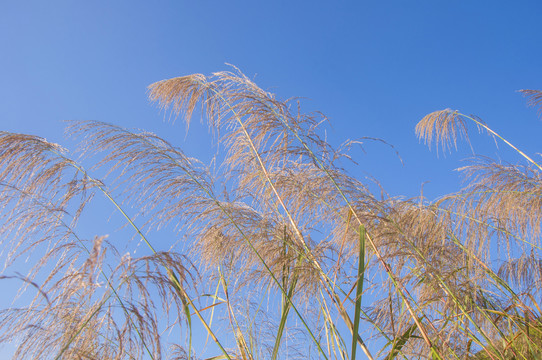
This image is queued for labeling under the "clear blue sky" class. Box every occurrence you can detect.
[1,1,542,357]
[2,1,541,199]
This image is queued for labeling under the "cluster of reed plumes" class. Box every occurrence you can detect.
[0,69,541,359]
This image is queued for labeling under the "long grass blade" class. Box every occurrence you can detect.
[384,323,417,360]
[350,225,366,360]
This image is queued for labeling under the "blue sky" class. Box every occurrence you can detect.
[1,1,542,357]
[2,1,541,200]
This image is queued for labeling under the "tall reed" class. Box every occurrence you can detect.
[0,70,540,359]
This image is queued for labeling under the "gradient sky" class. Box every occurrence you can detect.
[2,2,542,198]
[1,1,542,357]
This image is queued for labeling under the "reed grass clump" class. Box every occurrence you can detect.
[0,69,541,359]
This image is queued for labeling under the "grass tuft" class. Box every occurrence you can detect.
[0,68,540,359]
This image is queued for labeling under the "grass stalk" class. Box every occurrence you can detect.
[350,225,366,360]
[51,149,231,359]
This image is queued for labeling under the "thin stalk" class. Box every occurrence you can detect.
[1,182,156,360]
[207,86,373,359]
[379,215,505,358]
[319,289,349,359]
[384,323,417,360]
[218,266,253,360]
[203,279,224,348]
[447,232,542,356]
[101,125,329,359]
[271,252,302,360]
[54,263,146,360]
[50,151,231,360]
[350,225,366,360]
[254,96,437,356]
[457,112,542,172]
[436,205,542,251]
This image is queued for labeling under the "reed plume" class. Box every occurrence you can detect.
[0,68,540,359]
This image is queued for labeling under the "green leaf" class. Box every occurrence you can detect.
[351,225,366,360]
[385,324,417,360]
